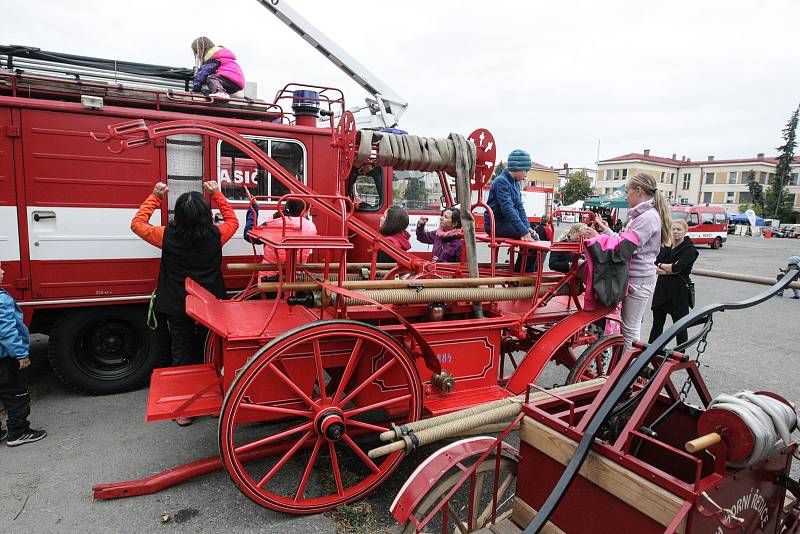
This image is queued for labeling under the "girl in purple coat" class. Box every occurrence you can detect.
[191,36,245,98]
[416,207,463,263]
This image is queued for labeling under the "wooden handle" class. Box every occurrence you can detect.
[685,432,721,453]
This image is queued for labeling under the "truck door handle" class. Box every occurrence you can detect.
[33,213,56,222]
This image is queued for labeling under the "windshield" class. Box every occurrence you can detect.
[671,211,688,220]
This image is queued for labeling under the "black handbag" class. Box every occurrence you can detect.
[686,281,696,308]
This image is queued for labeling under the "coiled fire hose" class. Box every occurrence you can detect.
[686,391,797,468]
[368,378,606,459]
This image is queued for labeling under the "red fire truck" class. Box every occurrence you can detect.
[0,43,452,394]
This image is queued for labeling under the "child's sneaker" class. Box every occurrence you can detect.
[0,428,7,442]
[209,92,229,99]
[7,429,47,447]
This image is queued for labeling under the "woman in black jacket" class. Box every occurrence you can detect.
[648,219,698,346]
[549,223,589,273]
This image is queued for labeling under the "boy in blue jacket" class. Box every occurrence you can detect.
[484,149,539,272]
[0,262,46,446]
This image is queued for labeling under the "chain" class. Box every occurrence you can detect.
[677,316,713,402]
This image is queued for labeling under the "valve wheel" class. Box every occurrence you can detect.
[335,111,357,182]
[565,334,626,384]
[399,453,518,533]
[219,320,422,514]
[467,128,497,189]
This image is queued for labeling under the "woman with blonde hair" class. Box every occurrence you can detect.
[648,218,698,346]
[586,172,671,347]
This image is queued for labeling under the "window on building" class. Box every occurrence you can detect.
[704,172,714,184]
[660,171,665,183]
[613,168,628,180]
[725,192,735,204]
[670,173,675,184]
[768,172,775,184]
[790,173,799,186]
[787,194,797,207]
[702,212,714,224]
[739,191,752,203]
[703,192,713,204]
[682,173,691,190]
[714,213,727,224]
[728,171,737,184]
[217,137,307,204]
[759,171,767,184]
[605,169,614,180]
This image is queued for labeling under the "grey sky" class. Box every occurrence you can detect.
[3,0,798,169]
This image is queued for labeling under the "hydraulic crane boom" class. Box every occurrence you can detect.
[256,0,408,128]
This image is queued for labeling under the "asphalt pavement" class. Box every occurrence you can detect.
[1,232,799,533]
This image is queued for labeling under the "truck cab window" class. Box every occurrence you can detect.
[217,137,306,203]
[688,213,700,227]
[392,170,443,211]
[348,163,384,212]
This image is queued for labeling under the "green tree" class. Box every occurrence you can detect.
[561,170,593,205]
[404,175,428,206]
[745,170,765,215]
[491,160,506,180]
[769,104,799,218]
[764,186,795,221]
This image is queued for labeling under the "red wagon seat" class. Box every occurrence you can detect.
[183,278,317,339]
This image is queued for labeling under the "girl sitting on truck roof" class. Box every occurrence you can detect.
[190,36,245,98]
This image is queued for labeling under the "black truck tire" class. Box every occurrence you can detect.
[48,306,168,395]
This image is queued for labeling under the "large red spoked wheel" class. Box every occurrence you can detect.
[219,320,422,514]
[467,128,496,189]
[565,334,625,384]
[334,111,357,182]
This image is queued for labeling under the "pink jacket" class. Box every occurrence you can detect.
[208,46,245,89]
[259,216,318,277]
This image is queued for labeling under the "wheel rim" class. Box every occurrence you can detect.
[219,321,422,514]
[402,456,518,534]
[570,335,625,383]
[72,318,146,381]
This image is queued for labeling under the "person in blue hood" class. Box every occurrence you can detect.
[484,149,539,271]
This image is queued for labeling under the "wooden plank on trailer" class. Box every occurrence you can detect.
[511,497,566,534]
[488,518,524,534]
[519,417,686,532]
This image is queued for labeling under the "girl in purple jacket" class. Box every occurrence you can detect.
[416,207,463,263]
[191,37,245,98]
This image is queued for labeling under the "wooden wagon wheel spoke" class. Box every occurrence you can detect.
[268,362,320,410]
[344,393,412,418]
[333,338,365,402]
[294,437,324,502]
[448,502,469,534]
[238,402,313,419]
[469,472,485,529]
[312,338,327,403]
[337,358,397,407]
[475,471,516,526]
[328,441,345,496]
[340,434,380,473]
[342,419,390,434]
[257,431,315,488]
[235,421,314,454]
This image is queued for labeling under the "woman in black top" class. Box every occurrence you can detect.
[648,219,698,346]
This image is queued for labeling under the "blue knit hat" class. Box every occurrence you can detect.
[507,149,532,171]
